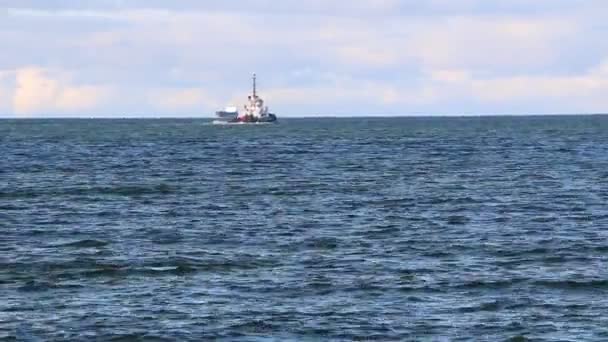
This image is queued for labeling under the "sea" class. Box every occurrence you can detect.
[1,116,607,341]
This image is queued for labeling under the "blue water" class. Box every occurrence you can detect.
[1,116,608,341]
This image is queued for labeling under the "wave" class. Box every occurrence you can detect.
[3,255,281,287]
[0,183,176,199]
[446,215,471,225]
[52,239,109,248]
[17,280,57,292]
[534,279,608,289]
[457,300,503,313]
[228,320,278,334]
[455,278,526,289]
[304,237,340,250]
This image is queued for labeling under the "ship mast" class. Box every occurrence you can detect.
[252,73,256,98]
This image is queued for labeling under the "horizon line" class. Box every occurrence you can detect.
[1,113,607,119]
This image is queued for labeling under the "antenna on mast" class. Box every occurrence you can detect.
[252,73,257,97]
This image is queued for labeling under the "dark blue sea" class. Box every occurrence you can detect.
[1,116,608,341]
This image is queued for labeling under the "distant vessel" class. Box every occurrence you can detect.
[214,106,239,122]
[214,74,277,124]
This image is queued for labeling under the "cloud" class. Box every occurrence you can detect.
[5,0,601,16]
[12,67,109,116]
[470,62,608,106]
[405,15,581,72]
[333,45,400,68]
[430,69,471,83]
[0,71,12,112]
[149,88,218,112]
[274,57,608,115]
[264,79,437,109]
[4,0,402,17]
[0,1,607,116]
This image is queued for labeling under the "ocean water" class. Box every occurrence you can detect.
[1,116,608,341]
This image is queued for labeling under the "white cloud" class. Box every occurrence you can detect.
[0,71,12,113]
[7,0,602,16]
[275,57,608,114]
[149,88,218,112]
[4,0,402,17]
[333,45,400,68]
[405,15,580,70]
[0,88,11,114]
[429,69,471,83]
[1,1,607,116]
[12,67,109,116]
[265,79,437,108]
[471,65,608,106]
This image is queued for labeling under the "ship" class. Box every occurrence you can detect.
[214,106,239,122]
[214,74,277,124]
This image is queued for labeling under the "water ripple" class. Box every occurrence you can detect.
[1,117,608,340]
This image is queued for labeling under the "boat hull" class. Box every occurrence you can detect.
[230,113,277,123]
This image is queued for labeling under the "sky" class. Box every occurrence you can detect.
[0,0,607,117]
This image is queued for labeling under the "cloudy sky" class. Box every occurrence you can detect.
[0,0,607,117]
